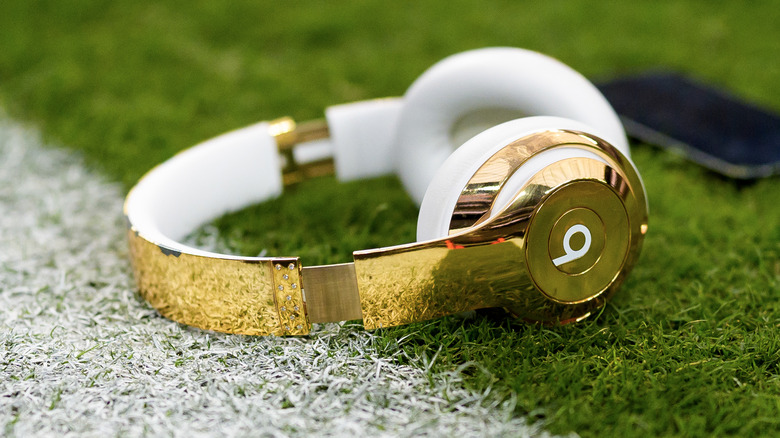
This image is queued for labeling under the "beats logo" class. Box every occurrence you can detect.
[552,224,593,267]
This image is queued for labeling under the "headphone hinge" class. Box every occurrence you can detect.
[269,117,334,186]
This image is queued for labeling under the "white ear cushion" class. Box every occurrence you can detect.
[396,47,629,207]
[416,116,617,242]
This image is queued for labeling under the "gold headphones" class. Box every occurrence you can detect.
[124,48,648,335]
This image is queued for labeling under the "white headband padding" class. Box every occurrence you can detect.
[396,47,629,206]
[124,122,282,257]
[326,98,404,181]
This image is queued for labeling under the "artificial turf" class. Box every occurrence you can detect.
[1,0,779,436]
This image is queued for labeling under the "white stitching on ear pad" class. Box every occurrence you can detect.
[416,116,620,242]
[396,47,629,210]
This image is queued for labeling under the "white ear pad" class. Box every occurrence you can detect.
[416,116,619,241]
[396,47,629,208]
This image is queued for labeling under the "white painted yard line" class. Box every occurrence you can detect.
[0,118,559,437]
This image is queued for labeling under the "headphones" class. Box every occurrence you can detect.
[124,47,648,336]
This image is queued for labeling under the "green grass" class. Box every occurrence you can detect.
[2,0,780,436]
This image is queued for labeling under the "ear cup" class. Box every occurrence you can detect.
[395,47,629,209]
[416,116,618,241]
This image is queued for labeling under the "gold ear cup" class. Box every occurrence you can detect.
[445,129,647,322]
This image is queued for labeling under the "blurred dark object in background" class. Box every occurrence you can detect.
[599,73,780,179]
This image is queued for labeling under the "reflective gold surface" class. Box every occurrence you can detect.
[127,230,309,336]
[525,179,629,303]
[354,236,529,329]
[303,263,363,323]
